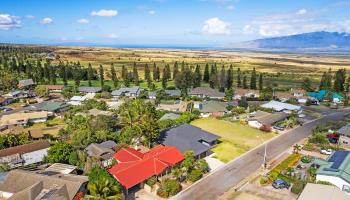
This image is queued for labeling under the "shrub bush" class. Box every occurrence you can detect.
[268,153,301,181]
[157,179,182,198]
[291,181,305,195]
[259,176,269,185]
[187,169,203,182]
[146,176,157,186]
[302,142,316,151]
[260,124,272,132]
[301,156,312,163]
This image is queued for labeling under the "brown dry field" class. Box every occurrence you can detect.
[52,46,350,75]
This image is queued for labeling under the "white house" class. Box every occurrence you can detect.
[261,100,301,112]
[69,95,88,106]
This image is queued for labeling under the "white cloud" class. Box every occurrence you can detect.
[108,33,119,39]
[202,17,231,35]
[77,18,89,24]
[227,5,235,10]
[296,9,307,15]
[0,14,21,30]
[242,9,350,37]
[25,15,35,19]
[41,17,53,25]
[148,10,156,15]
[91,9,118,17]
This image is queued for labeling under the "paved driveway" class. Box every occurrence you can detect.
[204,154,225,172]
[171,110,350,200]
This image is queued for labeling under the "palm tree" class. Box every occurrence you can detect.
[85,167,123,200]
[293,144,302,154]
[84,179,122,200]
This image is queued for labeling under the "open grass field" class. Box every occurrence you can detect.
[191,118,276,163]
[50,46,350,90]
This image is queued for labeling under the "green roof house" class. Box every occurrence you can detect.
[314,151,350,194]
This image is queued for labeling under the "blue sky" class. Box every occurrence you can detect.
[1,0,350,46]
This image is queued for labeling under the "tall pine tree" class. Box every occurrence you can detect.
[226,64,233,90]
[203,63,210,83]
[99,65,104,87]
[237,68,242,88]
[193,64,202,88]
[250,68,257,89]
[133,62,139,86]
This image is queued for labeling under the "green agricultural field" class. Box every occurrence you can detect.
[191,118,276,163]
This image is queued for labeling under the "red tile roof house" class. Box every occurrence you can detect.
[108,145,184,195]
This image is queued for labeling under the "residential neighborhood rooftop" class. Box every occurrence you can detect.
[159,113,180,120]
[28,101,70,112]
[314,151,350,183]
[0,169,87,200]
[261,100,301,112]
[198,101,227,113]
[249,111,290,126]
[111,86,141,96]
[160,123,220,156]
[0,140,50,158]
[0,111,48,126]
[298,183,350,200]
[189,87,225,98]
[109,145,184,189]
[78,86,102,93]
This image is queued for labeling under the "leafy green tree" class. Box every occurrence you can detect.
[45,142,73,164]
[157,179,182,198]
[117,100,160,146]
[181,151,196,170]
[86,166,123,200]
[238,96,248,108]
[35,85,49,97]
[302,77,313,92]
[175,66,193,97]
[334,69,346,92]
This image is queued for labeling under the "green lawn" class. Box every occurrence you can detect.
[191,118,276,163]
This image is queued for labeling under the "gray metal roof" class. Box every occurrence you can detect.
[160,113,180,120]
[164,89,181,97]
[338,123,350,136]
[249,112,290,125]
[189,87,225,98]
[78,86,102,93]
[111,86,141,96]
[160,123,220,156]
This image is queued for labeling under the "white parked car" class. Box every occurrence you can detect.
[320,149,332,155]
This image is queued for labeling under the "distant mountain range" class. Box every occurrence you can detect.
[228,31,350,52]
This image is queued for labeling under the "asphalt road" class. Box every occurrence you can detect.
[172,110,350,200]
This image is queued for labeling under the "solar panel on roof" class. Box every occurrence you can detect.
[329,151,349,169]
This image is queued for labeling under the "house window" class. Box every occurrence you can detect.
[342,185,350,193]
